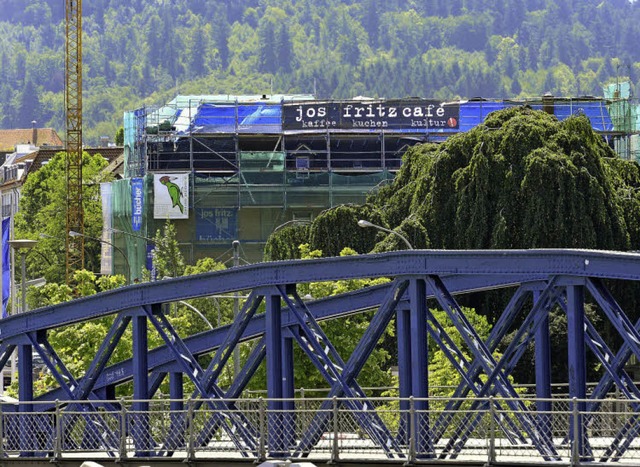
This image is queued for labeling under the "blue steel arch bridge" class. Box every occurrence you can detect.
[2,250,640,464]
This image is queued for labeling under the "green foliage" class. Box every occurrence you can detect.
[263,223,310,261]
[15,151,111,284]
[2,1,639,141]
[151,221,186,278]
[368,107,635,254]
[309,204,384,257]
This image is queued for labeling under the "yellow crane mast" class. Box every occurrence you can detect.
[65,0,84,282]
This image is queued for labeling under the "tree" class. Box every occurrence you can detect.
[151,220,186,279]
[15,151,111,283]
[16,77,41,129]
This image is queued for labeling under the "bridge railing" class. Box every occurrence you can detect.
[0,396,638,463]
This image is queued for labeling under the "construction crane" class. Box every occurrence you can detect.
[65,0,84,282]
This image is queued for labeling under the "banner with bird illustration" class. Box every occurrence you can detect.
[153,173,189,219]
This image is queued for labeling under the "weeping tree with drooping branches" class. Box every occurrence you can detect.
[263,107,640,384]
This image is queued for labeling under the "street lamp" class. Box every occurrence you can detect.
[7,239,37,387]
[69,230,131,285]
[8,239,38,314]
[357,219,414,250]
[108,227,155,244]
[108,227,158,280]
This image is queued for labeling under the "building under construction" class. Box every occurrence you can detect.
[107,91,640,279]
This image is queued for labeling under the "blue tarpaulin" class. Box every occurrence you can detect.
[192,104,282,134]
[553,100,614,132]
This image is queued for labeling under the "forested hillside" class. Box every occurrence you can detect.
[1,0,639,144]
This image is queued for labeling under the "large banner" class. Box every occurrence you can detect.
[100,183,113,277]
[154,173,189,219]
[131,178,144,231]
[283,100,460,131]
[196,208,238,241]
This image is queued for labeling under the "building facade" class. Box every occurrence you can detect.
[112,93,640,279]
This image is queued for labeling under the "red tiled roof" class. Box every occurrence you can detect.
[0,128,63,152]
[23,147,123,176]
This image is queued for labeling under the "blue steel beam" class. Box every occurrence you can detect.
[427,275,560,460]
[437,282,565,459]
[36,274,528,405]
[277,285,403,458]
[0,342,14,369]
[587,278,640,372]
[26,334,120,453]
[193,338,266,450]
[566,285,591,461]
[2,249,637,342]
[583,278,640,460]
[131,313,153,455]
[265,290,285,456]
[294,279,410,457]
[423,303,525,448]
[431,284,532,442]
[142,305,257,455]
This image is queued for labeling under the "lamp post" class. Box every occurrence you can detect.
[8,239,39,314]
[357,219,414,250]
[7,239,38,386]
[69,230,131,285]
[108,227,157,280]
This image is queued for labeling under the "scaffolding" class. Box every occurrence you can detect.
[112,94,640,273]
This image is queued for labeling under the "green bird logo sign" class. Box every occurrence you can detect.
[154,173,189,219]
[160,175,184,213]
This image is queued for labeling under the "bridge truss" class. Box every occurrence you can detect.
[2,250,640,462]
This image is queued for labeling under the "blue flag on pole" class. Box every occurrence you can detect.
[2,217,10,318]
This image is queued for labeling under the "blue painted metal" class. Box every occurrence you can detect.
[18,344,33,456]
[131,313,152,455]
[265,291,286,457]
[0,342,14,369]
[26,333,119,454]
[534,288,552,447]
[396,306,411,445]
[191,291,262,398]
[431,284,532,444]
[409,279,431,457]
[584,278,640,461]
[6,250,640,460]
[428,276,560,460]
[194,338,266,450]
[38,274,527,403]
[3,249,638,343]
[566,285,590,461]
[293,279,409,458]
[142,304,256,455]
[282,334,296,451]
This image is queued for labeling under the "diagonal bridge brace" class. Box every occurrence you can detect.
[158,292,264,454]
[142,302,258,456]
[581,315,640,461]
[26,331,122,454]
[430,283,535,446]
[424,304,526,449]
[276,285,404,458]
[291,279,410,458]
[426,275,561,461]
[0,342,15,372]
[582,278,640,461]
[192,337,267,451]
